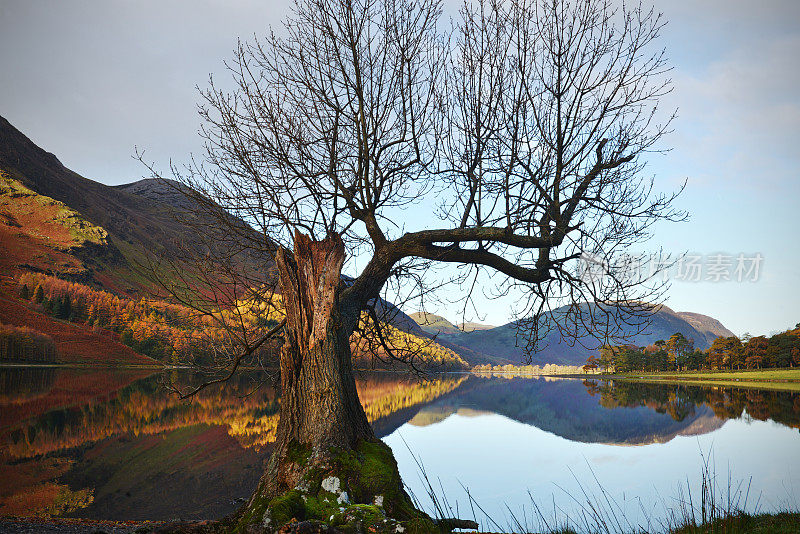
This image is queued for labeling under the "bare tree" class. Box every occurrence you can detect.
[141,0,683,529]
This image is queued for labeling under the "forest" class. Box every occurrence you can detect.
[585,329,800,373]
[0,322,57,362]
[10,273,467,370]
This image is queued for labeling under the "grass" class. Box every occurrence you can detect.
[627,369,800,381]
[670,511,800,534]
[402,442,799,534]
[612,369,800,393]
[0,172,108,248]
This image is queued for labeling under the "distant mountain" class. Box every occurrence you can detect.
[407,313,506,365]
[408,312,461,335]
[436,303,734,366]
[409,312,494,335]
[677,311,735,339]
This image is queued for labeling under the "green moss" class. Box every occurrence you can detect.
[357,440,397,493]
[352,440,423,521]
[236,440,433,532]
[301,465,328,493]
[331,446,362,474]
[232,493,270,533]
[331,504,388,530]
[303,493,341,522]
[286,439,312,466]
[267,489,306,526]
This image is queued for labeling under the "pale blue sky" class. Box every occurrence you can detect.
[1,1,798,336]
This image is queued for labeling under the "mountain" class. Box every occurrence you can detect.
[409,312,494,335]
[116,178,200,212]
[435,303,734,366]
[407,312,507,365]
[0,116,733,370]
[677,311,735,339]
[0,114,253,294]
[408,312,461,335]
[0,116,460,368]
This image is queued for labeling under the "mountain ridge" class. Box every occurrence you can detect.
[0,115,457,368]
[409,304,735,366]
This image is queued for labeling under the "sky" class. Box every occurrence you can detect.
[1,0,799,337]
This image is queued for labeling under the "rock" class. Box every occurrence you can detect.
[277,520,341,533]
[436,518,479,531]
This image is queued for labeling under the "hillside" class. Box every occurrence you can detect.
[0,115,265,365]
[409,312,494,335]
[435,303,735,366]
[0,115,280,295]
[457,321,495,332]
[0,116,463,369]
[677,311,735,339]
[408,312,461,335]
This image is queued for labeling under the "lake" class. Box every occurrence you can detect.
[0,367,798,532]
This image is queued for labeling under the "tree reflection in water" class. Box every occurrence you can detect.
[583,379,800,429]
[0,368,465,520]
[0,369,797,520]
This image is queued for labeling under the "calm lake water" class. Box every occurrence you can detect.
[0,367,798,531]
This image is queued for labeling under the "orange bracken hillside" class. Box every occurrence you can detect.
[0,115,468,369]
[0,293,157,366]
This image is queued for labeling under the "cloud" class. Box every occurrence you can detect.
[0,0,291,185]
[665,34,800,193]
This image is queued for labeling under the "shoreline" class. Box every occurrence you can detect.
[3,511,800,533]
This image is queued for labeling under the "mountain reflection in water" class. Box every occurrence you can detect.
[0,368,798,523]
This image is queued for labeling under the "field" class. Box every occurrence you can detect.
[623,368,800,381]
[615,368,800,392]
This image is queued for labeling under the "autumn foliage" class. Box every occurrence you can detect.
[590,327,800,373]
[0,322,57,363]
[15,273,467,369]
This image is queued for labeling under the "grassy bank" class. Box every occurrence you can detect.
[621,377,800,392]
[625,369,800,381]
[669,511,800,534]
[515,511,800,533]
[610,368,800,393]
[527,512,800,534]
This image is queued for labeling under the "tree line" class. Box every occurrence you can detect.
[584,327,800,373]
[0,322,58,363]
[15,273,466,369]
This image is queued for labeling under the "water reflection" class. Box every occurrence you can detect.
[0,368,798,523]
[583,379,800,431]
[0,368,465,520]
[408,377,726,445]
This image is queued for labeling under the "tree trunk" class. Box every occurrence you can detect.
[232,232,430,533]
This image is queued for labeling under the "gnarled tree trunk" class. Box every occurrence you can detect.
[233,232,430,533]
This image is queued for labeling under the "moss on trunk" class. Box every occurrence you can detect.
[231,439,436,533]
[224,234,437,533]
